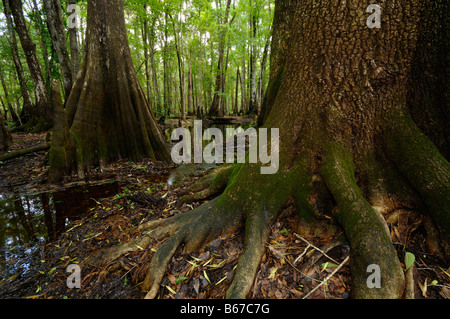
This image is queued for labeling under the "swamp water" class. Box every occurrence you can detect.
[0,122,250,277]
[0,182,120,275]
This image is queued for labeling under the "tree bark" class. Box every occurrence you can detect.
[142,5,152,105]
[256,29,271,116]
[43,0,73,100]
[8,0,52,125]
[49,0,171,181]
[0,65,19,123]
[67,0,80,80]
[148,17,162,115]
[0,120,12,151]
[169,13,186,120]
[247,9,258,115]
[188,59,193,116]
[86,0,450,300]
[209,0,232,118]
[2,0,34,122]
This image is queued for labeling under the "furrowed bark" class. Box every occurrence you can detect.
[50,0,171,180]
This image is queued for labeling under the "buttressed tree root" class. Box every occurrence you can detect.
[83,125,449,299]
[83,0,450,299]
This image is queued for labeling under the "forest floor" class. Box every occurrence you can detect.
[0,132,449,299]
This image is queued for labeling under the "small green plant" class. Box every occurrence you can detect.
[404,252,415,271]
[113,187,134,200]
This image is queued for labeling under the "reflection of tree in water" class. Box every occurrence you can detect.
[0,182,120,252]
[14,194,36,242]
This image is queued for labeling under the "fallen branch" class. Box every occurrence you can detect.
[0,143,50,162]
[294,233,340,265]
[302,255,350,299]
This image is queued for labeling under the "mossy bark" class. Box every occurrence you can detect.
[86,0,449,299]
[49,0,171,181]
[0,120,12,151]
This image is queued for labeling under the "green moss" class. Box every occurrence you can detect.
[320,141,405,298]
[210,165,235,190]
[48,145,67,183]
[383,110,450,234]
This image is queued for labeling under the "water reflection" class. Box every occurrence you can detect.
[0,182,119,270]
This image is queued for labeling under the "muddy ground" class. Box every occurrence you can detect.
[0,133,448,299]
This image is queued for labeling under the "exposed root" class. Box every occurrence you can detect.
[383,111,450,258]
[226,208,272,299]
[320,142,405,299]
[83,198,220,267]
[177,164,234,206]
[142,197,243,298]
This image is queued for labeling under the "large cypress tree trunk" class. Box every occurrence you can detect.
[86,0,449,300]
[49,0,171,182]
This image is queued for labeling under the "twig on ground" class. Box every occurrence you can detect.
[302,255,350,299]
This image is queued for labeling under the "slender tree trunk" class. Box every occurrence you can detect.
[247,10,258,115]
[149,17,162,115]
[67,0,80,80]
[163,10,170,118]
[209,0,232,118]
[256,30,271,116]
[234,67,240,114]
[188,59,193,116]
[2,0,33,122]
[0,66,19,123]
[142,5,152,104]
[43,0,73,100]
[0,118,12,151]
[0,95,7,120]
[169,13,186,121]
[8,0,52,125]
[240,54,248,114]
[31,0,52,91]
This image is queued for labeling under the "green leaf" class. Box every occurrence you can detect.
[48,267,57,275]
[176,276,188,284]
[165,285,177,295]
[405,252,415,271]
[203,270,211,284]
[321,262,339,271]
[268,267,278,280]
[215,276,227,286]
